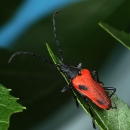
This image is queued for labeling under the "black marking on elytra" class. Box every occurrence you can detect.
[97,99,104,105]
[79,85,88,90]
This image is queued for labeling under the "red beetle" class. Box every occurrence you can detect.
[8,10,116,129]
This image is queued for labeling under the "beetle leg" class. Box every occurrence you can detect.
[71,89,79,108]
[91,70,100,82]
[104,87,117,109]
[61,85,79,108]
[61,84,71,92]
[104,87,116,97]
[77,63,82,69]
[84,97,96,129]
[91,70,104,86]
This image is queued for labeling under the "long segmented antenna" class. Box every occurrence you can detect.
[53,10,64,63]
[8,10,63,67]
[8,51,56,66]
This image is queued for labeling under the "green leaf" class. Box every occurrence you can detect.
[46,43,69,84]
[0,84,26,130]
[46,43,130,130]
[76,91,130,130]
[99,22,130,50]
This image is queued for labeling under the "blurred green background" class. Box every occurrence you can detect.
[0,0,130,130]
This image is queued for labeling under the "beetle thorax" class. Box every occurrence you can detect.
[59,63,81,80]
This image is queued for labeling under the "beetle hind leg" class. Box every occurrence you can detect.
[104,87,117,109]
[84,97,96,129]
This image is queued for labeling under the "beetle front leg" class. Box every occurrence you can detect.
[61,84,71,92]
[91,70,104,86]
[77,63,82,69]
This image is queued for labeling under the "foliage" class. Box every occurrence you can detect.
[46,43,130,130]
[0,84,25,130]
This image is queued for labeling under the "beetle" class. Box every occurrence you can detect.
[8,10,116,129]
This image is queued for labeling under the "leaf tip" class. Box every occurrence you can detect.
[23,107,26,110]
[98,22,102,25]
[8,89,12,91]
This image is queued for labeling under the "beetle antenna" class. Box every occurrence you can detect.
[8,51,56,66]
[52,10,64,63]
